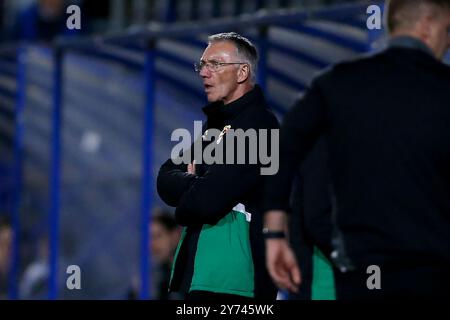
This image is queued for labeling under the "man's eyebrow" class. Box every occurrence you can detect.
[200,58,223,63]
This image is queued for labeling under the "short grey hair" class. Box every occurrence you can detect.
[208,32,258,83]
[386,0,450,33]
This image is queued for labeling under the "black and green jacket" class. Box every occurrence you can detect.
[157,85,279,298]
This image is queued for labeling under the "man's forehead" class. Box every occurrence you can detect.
[201,42,237,60]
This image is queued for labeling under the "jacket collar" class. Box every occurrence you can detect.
[202,85,266,122]
[388,36,435,59]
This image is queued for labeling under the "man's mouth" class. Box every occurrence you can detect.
[204,84,213,92]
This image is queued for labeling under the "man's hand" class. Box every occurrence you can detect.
[266,238,301,293]
[264,210,300,293]
[187,160,196,175]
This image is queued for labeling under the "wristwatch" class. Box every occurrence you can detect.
[262,228,286,239]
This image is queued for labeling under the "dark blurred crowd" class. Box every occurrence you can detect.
[1,207,181,300]
[0,0,362,44]
[0,0,110,43]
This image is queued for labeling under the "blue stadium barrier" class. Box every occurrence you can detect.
[0,46,16,217]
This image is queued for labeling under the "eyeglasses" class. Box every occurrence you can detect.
[194,60,248,73]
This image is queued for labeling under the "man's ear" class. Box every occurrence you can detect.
[237,64,250,83]
[417,6,440,41]
[421,13,433,40]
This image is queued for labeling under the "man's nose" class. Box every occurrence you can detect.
[199,66,210,77]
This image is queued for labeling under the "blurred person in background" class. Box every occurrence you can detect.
[13,0,82,41]
[264,0,450,299]
[0,215,13,300]
[149,209,182,300]
[127,209,182,300]
[19,235,49,299]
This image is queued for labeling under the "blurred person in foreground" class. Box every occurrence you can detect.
[263,0,450,299]
[286,144,336,300]
[157,32,278,300]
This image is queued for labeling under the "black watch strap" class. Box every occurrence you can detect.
[262,228,286,239]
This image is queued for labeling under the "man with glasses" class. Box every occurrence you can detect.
[157,32,278,300]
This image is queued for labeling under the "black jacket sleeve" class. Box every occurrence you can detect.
[175,115,279,227]
[156,158,196,207]
[157,122,211,207]
[263,78,328,213]
[174,162,261,226]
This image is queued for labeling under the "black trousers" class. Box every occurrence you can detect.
[334,264,450,300]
